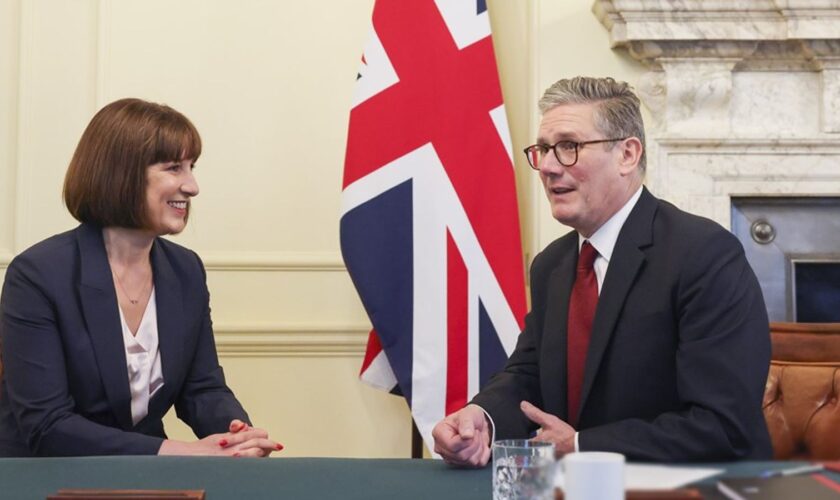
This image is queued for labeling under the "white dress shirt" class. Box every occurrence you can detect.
[583,186,644,292]
[118,288,165,426]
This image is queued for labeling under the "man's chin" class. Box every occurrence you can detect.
[550,208,576,227]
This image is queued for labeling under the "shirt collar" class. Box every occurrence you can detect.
[578,186,643,262]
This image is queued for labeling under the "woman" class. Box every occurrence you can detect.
[0,98,281,457]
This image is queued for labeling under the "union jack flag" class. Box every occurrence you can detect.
[340,0,526,453]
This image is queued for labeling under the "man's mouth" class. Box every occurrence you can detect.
[549,186,573,195]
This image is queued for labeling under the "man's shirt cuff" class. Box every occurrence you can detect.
[473,404,496,445]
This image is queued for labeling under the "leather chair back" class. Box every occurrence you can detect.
[763,322,840,460]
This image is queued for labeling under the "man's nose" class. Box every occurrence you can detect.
[538,152,564,177]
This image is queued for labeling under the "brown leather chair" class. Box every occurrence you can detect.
[762,322,840,460]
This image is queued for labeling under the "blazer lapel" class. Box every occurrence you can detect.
[578,188,657,422]
[150,239,185,407]
[76,223,133,430]
[541,237,577,420]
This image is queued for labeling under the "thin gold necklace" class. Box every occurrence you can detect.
[112,269,151,305]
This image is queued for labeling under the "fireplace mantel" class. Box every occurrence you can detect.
[594,1,840,48]
[592,1,840,230]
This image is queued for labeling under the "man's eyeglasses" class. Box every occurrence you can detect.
[523,138,628,169]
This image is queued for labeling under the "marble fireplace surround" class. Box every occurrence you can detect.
[592,0,840,229]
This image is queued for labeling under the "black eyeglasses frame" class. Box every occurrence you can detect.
[522,137,628,169]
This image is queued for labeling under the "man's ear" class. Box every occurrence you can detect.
[617,137,643,176]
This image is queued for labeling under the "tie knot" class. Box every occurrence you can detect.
[578,241,598,270]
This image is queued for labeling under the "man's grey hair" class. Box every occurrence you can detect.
[539,76,646,171]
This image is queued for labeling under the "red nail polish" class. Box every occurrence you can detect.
[275,443,284,451]
[219,439,228,447]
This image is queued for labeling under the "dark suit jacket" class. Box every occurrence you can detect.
[0,223,249,456]
[472,188,772,461]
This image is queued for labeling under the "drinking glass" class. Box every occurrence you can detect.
[492,439,556,500]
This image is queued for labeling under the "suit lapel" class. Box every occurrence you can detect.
[150,239,185,408]
[578,189,657,422]
[76,223,133,430]
[541,237,577,420]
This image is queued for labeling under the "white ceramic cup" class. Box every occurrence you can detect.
[562,451,625,500]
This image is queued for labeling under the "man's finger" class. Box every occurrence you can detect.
[432,419,456,441]
[520,400,552,427]
[434,428,474,456]
[453,439,484,465]
[438,441,474,466]
[436,428,484,465]
[479,442,493,466]
[457,414,476,439]
[464,439,489,467]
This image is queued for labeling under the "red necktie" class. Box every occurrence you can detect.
[567,241,599,427]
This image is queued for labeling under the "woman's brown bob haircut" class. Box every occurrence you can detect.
[63,98,201,229]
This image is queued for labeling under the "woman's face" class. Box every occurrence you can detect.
[145,159,199,235]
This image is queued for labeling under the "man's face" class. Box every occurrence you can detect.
[537,102,631,237]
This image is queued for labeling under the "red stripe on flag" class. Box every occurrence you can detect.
[446,231,468,415]
[360,329,383,375]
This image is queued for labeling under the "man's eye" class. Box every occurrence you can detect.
[557,141,577,151]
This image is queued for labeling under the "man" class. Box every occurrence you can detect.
[432,76,772,465]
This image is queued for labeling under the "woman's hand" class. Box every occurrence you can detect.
[221,419,283,457]
[158,419,283,457]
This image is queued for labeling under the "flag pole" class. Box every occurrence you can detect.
[411,418,423,458]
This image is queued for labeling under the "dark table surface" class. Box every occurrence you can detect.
[0,457,837,500]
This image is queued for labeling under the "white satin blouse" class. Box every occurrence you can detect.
[118,289,165,426]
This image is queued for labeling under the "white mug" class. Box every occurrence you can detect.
[562,451,625,500]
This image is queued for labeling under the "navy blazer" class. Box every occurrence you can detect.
[472,188,773,461]
[0,223,249,456]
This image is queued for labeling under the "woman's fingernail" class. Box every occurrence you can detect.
[219,439,228,447]
[275,443,284,451]
[233,452,240,457]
